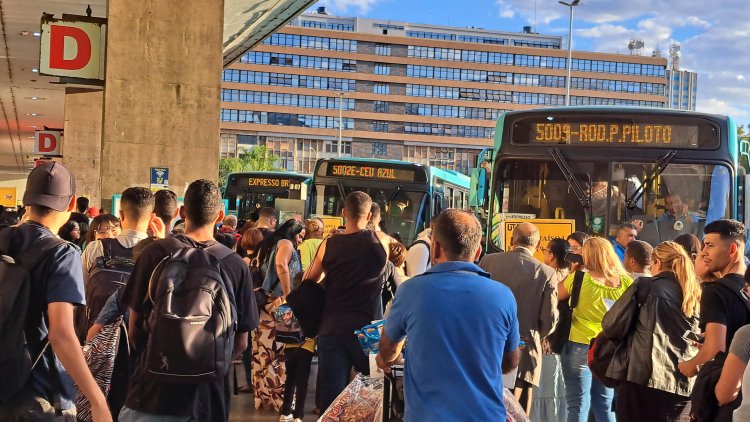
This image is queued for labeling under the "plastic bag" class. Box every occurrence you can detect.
[354,320,385,355]
[319,373,384,422]
[504,387,530,422]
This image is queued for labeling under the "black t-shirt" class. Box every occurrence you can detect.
[320,230,387,336]
[119,235,258,420]
[699,273,750,350]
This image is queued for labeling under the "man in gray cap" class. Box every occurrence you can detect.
[0,162,111,421]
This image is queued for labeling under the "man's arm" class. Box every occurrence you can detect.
[502,347,521,374]
[376,331,405,374]
[48,302,112,422]
[538,273,559,338]
[679,323,726,377]
[232,332,248,360]
[302,238,327,283]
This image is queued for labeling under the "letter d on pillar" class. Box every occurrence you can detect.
[40,18,103,80]
[34,131,62,156]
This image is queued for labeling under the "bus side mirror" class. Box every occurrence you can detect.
[470,168,487,207]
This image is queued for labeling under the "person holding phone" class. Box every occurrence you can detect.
[605,241,702,421]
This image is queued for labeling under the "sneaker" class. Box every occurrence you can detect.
[279,415,293,422]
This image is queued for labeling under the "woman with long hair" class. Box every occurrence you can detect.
[299,218,325,271]
[253,219,306,412]
[609,241,701,421]
[536,238,572,422]
[557,237,633,422]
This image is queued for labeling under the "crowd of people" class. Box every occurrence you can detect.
[3,160,750,422]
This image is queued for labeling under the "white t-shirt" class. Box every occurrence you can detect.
[405,230,431,277]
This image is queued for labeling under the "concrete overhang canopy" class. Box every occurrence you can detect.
[223,0,317,67]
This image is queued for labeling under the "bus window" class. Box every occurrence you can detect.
[610,162,731,245]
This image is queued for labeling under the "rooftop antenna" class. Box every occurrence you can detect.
[669,42,681,71]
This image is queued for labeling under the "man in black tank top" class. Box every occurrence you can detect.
[304,191,390,413]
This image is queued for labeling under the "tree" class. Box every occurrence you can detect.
[218,146,281,190]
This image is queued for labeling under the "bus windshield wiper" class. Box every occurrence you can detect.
[336,182,347,203]
[625,150,676,209]
[388,185,402,204]
[549,148,591,209]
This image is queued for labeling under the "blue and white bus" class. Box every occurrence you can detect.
[307,158,470,244]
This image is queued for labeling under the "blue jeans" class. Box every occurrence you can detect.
[318,334,370,412]
[560,341,615,422]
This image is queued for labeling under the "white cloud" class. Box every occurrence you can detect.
[738,75,746,81]
[697,98,749,120]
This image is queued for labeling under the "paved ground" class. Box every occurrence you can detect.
[229,362,319,422]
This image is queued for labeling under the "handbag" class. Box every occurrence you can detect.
[248,255,276,312]
[547,271,584,354]
[589,277,652,388]
[273,304,306,344]
[286,280,326,338]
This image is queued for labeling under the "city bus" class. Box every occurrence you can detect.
[307,158,471,245]
[473,107,750,252]
[223,171,309,220]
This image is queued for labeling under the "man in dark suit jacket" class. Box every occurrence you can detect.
[478,222,559,415]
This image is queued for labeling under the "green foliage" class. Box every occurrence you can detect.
[739,125,750,141]
[218,146,281,190]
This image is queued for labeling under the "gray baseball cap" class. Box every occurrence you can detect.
[23,161,76,211]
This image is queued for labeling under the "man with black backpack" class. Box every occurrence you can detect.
[405,216,437,277]
[119,179,258,421]
[679,219,750,419]
[78,188,154,341]
[0,162,111,421]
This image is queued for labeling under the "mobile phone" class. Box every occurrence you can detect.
[564,252,584,265]
[683,330,704,344]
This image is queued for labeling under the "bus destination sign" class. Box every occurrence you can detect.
[247,177,290,188]
[327,164,416,182]
[511,115,719,149]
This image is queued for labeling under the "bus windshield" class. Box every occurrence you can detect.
[310,183,428,244]
[495,158,730,246]
[226,191,284,220]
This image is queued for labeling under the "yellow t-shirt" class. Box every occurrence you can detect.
[563,272,633,345]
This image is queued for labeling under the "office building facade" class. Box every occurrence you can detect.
[665,69,697,110]
[220,12,668,174]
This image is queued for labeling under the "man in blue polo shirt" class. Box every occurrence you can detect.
[377,208,520,421]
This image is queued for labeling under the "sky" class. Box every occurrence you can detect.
[314,0,750,123]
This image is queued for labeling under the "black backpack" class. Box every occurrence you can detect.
[143,237,236,384]
[0,228,64,402]
[83,239,134,330]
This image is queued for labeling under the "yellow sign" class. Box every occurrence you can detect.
[248,178,290,188]
[314,215,343,237]
[0,187,17,208]
[503,219,575,262]
[534,123,677,145]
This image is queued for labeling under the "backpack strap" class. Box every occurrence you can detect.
[715,279,750,314]
[205,242,235,262]
[409,239,430,251]
[569,270,585,309]
[100,237,134,260]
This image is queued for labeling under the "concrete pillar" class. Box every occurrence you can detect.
[62,88,104,208]
[99,0,224,210]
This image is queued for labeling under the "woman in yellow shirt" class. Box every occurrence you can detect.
[557,237,633,422]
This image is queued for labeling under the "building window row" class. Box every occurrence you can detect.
[406,30,454,40]
[240,52,357,72]
[404,122,494,139]
[371,121,389,132]
[407,65,512,83]
[373,23,405,30]
[222,70,356,92]
[408,45,512,64]
[220,109,355,129]
[407,46,666,76]
[570,77,665,95]
[221,89,355,110]
[375,44,391,56]
[404,145,481,175]
[513,39,561,49]
[262,33,357,52]
[374,64,391,75]
[570,97,664,107]
[572,59,665,77]
[299,20,354,31]
[406,84,564,105]
[457,35,508,45]
[405,103,503,120]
